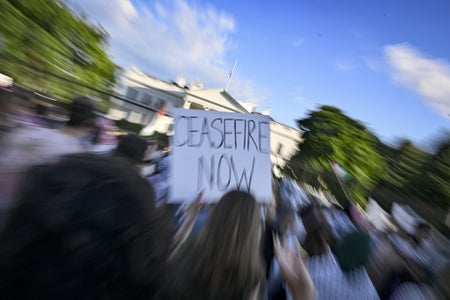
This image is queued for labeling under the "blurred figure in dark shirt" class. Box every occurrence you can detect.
[0,154,172,299]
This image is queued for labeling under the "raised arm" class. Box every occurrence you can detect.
[274,234,315,300]
[170,191,204,257]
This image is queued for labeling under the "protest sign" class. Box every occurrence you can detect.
[169,108,272,203]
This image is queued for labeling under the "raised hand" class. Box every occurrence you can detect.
[171,190,205,258]
[274,234,315,300]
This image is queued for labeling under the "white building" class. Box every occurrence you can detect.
[108,67,301,174]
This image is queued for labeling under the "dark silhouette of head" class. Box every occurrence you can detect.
[0,154,171,299]
[114,134,148,163]
[301,204,331,256]
[67,96,94,127]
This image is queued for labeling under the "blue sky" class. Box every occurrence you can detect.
[69,0,450,148]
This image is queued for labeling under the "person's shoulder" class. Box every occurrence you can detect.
[5,125,50,139]
[3,126,86,167]
[0,127,63,168]
[11,126,73,144]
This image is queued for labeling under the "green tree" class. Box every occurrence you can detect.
[376,135,450,210]
[380,139,430,192]
[0,0,117,102]
[284,105,386,207]
[412,137,450,210]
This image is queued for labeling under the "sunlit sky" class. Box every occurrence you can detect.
[68,0,450,147]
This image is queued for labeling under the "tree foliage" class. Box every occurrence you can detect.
[116,119,144,134]
[285,105,449,212]
[378,139,430,192]
[0,0,117,101]
[378,136,450,210]
[285,105,386,207]
[420,138,450,210]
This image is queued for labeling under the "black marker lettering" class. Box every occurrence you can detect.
[197,155,215,190]
[198,117,212,148]
[247,120,258,151]
[234,119,243,149]
[188,116,199,147]
[211,118,223,148]
[231,155,255,192]
[223,118,233,149]
[217,154,231,191]
[243,119,247,151]
[258,121,270,154]
[174,116,188,146]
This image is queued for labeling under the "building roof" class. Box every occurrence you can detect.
[186,89,249,113]
[124,67,185,95]
[121,67,301,135]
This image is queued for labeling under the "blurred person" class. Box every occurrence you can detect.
[388,263,450,300]
[35,101,50,119]
[265,204,309,300]
[298,204,379,300]
[318,201,371,273]
[0,91,35,131]
[333,229,371,272]
[7,97,41,127]
[1,96,96,168]
[410,222,431,247]
[169,191,209,236]
[147,146,172,207]
[262,204,278,280]
[0,90,14,131]
[301,204,332,257]
[64,96,97,148]
[155,145,172,180]
[0,154,172,299]
[332,203,371,273]
[0,94,44,215]
[90,116,119,154]
[349,202,371,231]
[379,223,448,298]
[112,134,169,208]
[273,235,315,300]
[407,223,443,281]
[388,282,435,300]
[171,190,266,300]
[0,92,25,216]
[431,263,450,300]
[13,100,42,127]
[0,96,96,218]
[113,134,148,165]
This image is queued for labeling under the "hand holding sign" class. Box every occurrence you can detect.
[183,189,205,215]
[171,190,206,258]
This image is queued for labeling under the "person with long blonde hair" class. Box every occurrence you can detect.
[171,190,265,300]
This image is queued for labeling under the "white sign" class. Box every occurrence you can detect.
[169,109,272,203]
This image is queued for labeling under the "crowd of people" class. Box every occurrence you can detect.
[0,92,449,299]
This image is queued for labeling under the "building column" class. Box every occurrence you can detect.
[183,100,191,109]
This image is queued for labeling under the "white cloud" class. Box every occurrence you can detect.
[288,86,314,110]
[117,0,138,21]
[384,43,450,117]
[334,60,356,72]
[228,78,270,106]
[292,38,304,48]
[68,0,266,104]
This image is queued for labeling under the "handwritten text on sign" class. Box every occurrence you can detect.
[170,109,272,203]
